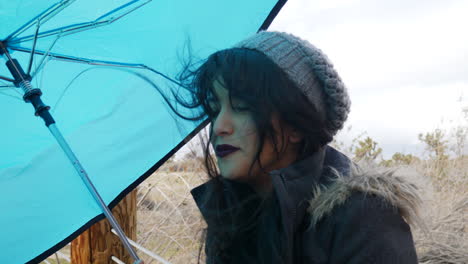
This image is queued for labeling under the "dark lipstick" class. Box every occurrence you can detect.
[215,144,240,158]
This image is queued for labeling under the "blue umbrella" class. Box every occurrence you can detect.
[0,0,286,263]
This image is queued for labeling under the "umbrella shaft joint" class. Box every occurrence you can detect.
[23,87,55,126]
[2,50,55,127]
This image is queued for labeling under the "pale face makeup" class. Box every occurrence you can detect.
[209,77,301,192]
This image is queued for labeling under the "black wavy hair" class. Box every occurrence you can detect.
[170,47,333,263]
[177,47,332,179]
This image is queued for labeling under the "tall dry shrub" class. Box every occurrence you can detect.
[337,127,467,264]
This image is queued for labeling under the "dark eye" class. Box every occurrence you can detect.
[232,102,250,112]
[232,105,250,112]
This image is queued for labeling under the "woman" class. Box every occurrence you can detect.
[177,31,424,263]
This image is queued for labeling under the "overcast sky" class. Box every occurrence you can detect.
[268,0,468,158]
[180,0,468,160]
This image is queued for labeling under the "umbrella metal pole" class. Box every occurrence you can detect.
[1,43,143,264]
[48,124,142,264]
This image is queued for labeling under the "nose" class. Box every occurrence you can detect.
[212,108,234,137]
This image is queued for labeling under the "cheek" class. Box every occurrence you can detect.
[238,123,260,158]
[236,116,258,138]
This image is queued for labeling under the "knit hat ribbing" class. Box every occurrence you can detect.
[233,31,351,136]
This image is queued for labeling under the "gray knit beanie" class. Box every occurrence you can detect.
[233,31,351,136]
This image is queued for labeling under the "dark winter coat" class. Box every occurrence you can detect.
[191,146,424,263]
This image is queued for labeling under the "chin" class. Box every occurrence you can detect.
[218,161,251,181]
[220,171,236,180]
[219,169,243,181]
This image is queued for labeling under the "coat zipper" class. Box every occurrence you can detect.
[279,172,298,264]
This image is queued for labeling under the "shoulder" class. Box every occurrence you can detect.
[320,191,421,263]
[328,191,410,235]
[303,165,425,263]
[308,164,426,231]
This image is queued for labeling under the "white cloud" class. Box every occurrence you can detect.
[350,82,466,130]
[274,0,468,90]
[339,82,467,157]
[269,0,468,158]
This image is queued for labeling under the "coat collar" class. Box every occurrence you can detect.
[190,145,352,227]
[269,145,351,206]
[267,146,351,251]
[190,146,353,263]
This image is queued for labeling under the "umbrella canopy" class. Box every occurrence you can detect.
[0,0,286,263]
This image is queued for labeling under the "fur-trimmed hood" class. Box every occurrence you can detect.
[267,145,425,238]
[308,164,426,231]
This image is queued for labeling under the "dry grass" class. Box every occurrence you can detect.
[135,160,208,264]
[410,156,468,264]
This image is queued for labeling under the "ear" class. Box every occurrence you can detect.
[288,128,303,144]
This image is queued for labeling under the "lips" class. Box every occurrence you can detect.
[215,144,240,158]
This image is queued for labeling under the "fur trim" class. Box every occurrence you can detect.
[307,164,427,232]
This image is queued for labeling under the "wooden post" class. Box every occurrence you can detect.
[71,190,137,264]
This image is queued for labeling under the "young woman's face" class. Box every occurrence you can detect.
[209,78,301,191]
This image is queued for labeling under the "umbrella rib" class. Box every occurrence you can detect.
[26,22,41,76]
[0,90,23,101]
[5,0,75,42]
[9,45,182,87]
[9,0,151,45]
[10,20,109,44]
[29,35,61,79]
[0,75,24,100]
[95,0,151,21]
[0,76,15,83]
[97,0,152,26]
